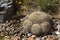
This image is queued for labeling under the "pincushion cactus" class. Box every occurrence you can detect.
[31,23,42,35]
[22,20,32,32]
[28,11,50,23]
[41,21,51,34]
[22,11,52,35]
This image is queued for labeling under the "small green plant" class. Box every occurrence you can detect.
[23,0,34,5]
[37,0,59,13]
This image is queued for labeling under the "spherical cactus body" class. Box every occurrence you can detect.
[22,20,32,32]
[41,21,51,34]
[28,11,50,23]
[31,23,42,35]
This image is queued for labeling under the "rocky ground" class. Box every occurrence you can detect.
[0,11,60,40]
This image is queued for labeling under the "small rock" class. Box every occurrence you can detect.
[46,38,54,40]
[35,37,41,40]
[27,33,32,37]
[27,37,34,40]
[31,35,36,38]
[56,20,60,25]
[6,27,10,32]
[41,36,47,40]
[14,36,20,40]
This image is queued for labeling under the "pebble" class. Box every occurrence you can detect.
[41,36,47,40]
[27,33,32,37]
[28,37,34,40]
[46,38,54,40]
[31,35,36,38]
[6,27,10,32]
[56,20,60,25]
[35,37,41,40]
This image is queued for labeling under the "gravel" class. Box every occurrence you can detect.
[0,17,60,40]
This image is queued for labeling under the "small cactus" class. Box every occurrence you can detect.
[22,11,52,35]
[28,11,50,23]
[31,23,42,35]
[41,21,51,34]
[22,20,32,32]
